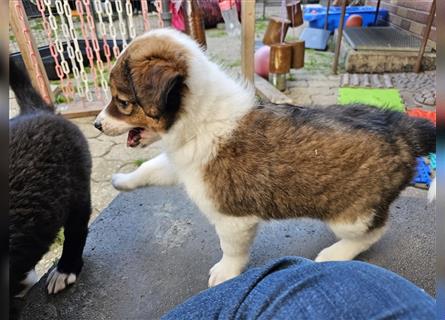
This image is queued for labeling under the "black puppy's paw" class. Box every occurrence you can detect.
[46,268,77,294]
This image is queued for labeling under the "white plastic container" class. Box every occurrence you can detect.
[219,0,241,36]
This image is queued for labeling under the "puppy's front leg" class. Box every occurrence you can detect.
[209,215,259,287]
[112,153,178,191]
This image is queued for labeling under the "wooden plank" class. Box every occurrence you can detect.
[58,100,104,119]
[415,0,435,73]
[241,0,256,83]
[9,0,54,105]
[254,74,293,104]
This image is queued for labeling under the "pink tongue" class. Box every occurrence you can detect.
[127,129,141,147]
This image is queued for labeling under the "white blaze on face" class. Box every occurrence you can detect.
[95,108,134,136]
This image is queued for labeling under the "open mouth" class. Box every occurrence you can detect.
[127,127,144,148]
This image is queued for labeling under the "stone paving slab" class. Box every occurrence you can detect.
[391,71,436,110]
[340,74,394,88]
[20,185,435,319]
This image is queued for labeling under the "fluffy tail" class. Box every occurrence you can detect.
[398,115,435,202]
[9,58,53,114]
[428,177,436,203]
[398,116,436,157]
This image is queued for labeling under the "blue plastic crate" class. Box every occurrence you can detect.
[303,6,389,32]
[429,153,436,170]
[412,157,431,186]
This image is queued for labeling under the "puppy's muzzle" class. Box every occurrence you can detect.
[94,120,103,132]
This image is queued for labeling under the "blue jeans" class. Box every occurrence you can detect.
[162,257,434,320]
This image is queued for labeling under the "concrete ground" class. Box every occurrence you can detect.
[19,186,435,319]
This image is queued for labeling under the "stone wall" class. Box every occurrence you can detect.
[366,0,436,49]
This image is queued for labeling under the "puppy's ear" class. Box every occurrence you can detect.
[133,59,185,121]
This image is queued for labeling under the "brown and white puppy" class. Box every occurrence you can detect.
[94,29,436,287]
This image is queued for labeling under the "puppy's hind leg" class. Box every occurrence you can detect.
[112,153,178,191]
[13,269,38,298]
[315,209,388,262]
[47,187,92,294]
[209,215,259,287]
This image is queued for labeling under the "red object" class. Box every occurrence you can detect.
[407,108,436,125]
[218,0,236,11]
[254,45,271,79]
[345,14,363,27]
[198,0,241,28]
[170,2,186,31]
[169,0,241,30]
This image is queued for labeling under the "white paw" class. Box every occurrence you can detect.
[15,269,38,298]
[315,243,355,262]
[46,269,77,294]
[112,173,136,191]
[208,259,243,287]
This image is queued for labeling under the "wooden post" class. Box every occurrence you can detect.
[324,0,331,30]
[415,0,435,73]
[241,0,256,83]
[332,0,347,74]
[244,1,292,103]
[9,1,54,104]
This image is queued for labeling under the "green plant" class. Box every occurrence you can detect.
[134,159,145,167]
[49,228,65,251]
[228,59,241,68]
[30,20,44,32]
[255,18,268,33]
[55,92,69,104]
[55,228,65,245]
[285,34,300,41]
[51,79,61,86]
[303,49,333,72]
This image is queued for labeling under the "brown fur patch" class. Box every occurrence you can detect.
[104,34,189,132]
[204,104,417,227]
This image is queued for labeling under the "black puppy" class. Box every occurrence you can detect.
[9,60,92,316]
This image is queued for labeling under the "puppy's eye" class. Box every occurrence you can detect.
[118,99,129,108]
[115,98,132,115]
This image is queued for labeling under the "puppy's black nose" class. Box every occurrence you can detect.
[94,121,103,132]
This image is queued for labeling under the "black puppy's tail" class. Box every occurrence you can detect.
[9,59,53,115]
[398,116,436,157]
